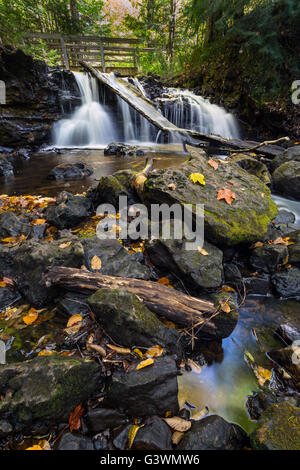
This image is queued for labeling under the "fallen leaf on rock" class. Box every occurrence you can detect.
[0,281,6,287]
[254,366,272,386]
[107,344,131,355]
[219,301,231,313]
[217,188,236,205]
[128,424,144,449]
[272,237,294,246]
[189,173,206,186]
[251,241,264,249]
[221,286,236,293]
[59,241,72,249]
[64,324,82,335]
[67,314,82,328]
[87,343,106,357]
[23,308,39,325]
[133,348,144,358]
[168,183,176,191]
[157,277,170,285]
[38,349,55,356]
[31,218,46,225]
[136,358,154,370]
[172,431,185,445]
[145,345,164,358]
[69,403,84,432]
[197,247,209,256]
[164,416,192,432]
[26,445,43,451]
[208,159,218,170]
[91,255,102,270]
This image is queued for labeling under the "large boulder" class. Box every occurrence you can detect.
[81,236,150,280]
[91,170,136,207]
[142,148,277,246]
[177,415,248,450]
[0,238,84,306]
[270,146,300,172]
[44,191,92,229]
[47,162,93,181]
[271,267,300,298]
[250,244,288,273]
[88,289,180,353]
[0,356,102,433]
[251,402,300,450]
[146,238,223,289]
[273,161,300,199]
[104,356,179,417]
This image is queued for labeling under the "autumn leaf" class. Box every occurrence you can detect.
[0,281,6,287]
[107,344,131,355]
[251,241,264,249]
[254,365,272,386]
[189,173,205,185]
[67,314,82,328]
[145,345,164,358]
[2,277,14,287]
[217,188,236,205]
[23,308,39,325]
[31,218,46,225]
[197,246,209,256]
[38,349,55,356]
[219,300,231,313]
[87,343,106,357]
[164,416,192,432]
[272,237,294,246]
[136,358,154,370]
[59,241,72,249]
[208,159,218,170]
[221,286,236,293]
[26,445,43,451]
[157,277,170,286]
[91,255,102,270]
[128,424,144,449]
[69,403,84,432]
[133,348,144,358]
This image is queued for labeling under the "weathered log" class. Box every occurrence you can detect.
[43,266,217,335]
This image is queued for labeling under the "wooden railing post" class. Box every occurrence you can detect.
[60,36,70,70]
[99,40,106,72]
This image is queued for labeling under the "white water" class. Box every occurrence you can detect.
[272,194,300,225]
[53,72,240,148]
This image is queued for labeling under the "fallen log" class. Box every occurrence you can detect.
[43,266,218,335]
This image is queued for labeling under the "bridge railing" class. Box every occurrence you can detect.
[22,33,156,75]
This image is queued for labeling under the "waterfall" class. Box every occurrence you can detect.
[53,72,117,147]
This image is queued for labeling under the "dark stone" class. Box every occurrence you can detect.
[104,142,145,157]
[0,286,21,312]
[0,155,13,177]
[224,263,242,285]
[177,415,248,450]
[131,416,172,450]
[0,419,13,437]
[273,161,300,199]
[81,237,150,280]
[271,267,300,298]
[104,356,179,417]
[113,424,132,450]
[273,210,295,226]
[88,289,180,353]
[57,292,90,318]
[91,170,136,208]
[93,435,108,450]
[44,191,92,229]
[246,391,279,420]
[0,212,32,239]
[268,346,300,381]
[244,275,271,296]
[251,402,300,450]
[146,238,223,289]
[0,356,102,433]
[209,292,239,340]
[286,230,300,266]
[48,162,93,181]
[0,238,84,307]
[57,432,94,450]
[276,322,300,345]
[86,408,128,433]
[250,244,288,273]
[271,147,300,172]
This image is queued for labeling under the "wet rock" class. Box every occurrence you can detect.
[48,162,93,181]
[0,238,84,307]
[270,146,300,172]
[271,267,300,298]
[113,424,132,450]
[81,237,150,280]
[131,416,172,450]
[0,356,102,433]
[91,170,136,207]
[224,263,242,286]
[57,292,90,318]
[93,435,108,450]
[273,210,295,227]
[0,286,21,312]
[0,419,13,437]
[177,415,248,450]
[86,408,128,433]
[273,161,300,199]
[88,289,180,353]
[251,402,300,450]
[210,291,239,340]
[104,356,179,417]
[246,390,279,420]
[146,238,223,289]
[268,345,300,381]
[231,154,271,185]
[0,155,13,177]
[276,322,300,345]
[244,275,271,296]
[44,191,92,229]
[104,142,145,157]
[57,432,94,450]
[285,230,300,266]
[0,212,32,239]
[142,148,277,246]
[250,244,288,273]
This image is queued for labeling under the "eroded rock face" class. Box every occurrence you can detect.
[0,356,102,434]
[142,148,277,246]
[0,46,80,148]
[44,191,92,229]
[177,415,248,450]
[88,289,180,353]
[231,153,271,185]
[251,402,300,450]
[273,161,300,199]
[104,356,179,417]
[47,163,93,181]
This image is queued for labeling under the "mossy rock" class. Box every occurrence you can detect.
[231,153,271,185]
[142,148,277,247]
[251,402,300,450]
[273,161,300,200]
[93,170,135,207]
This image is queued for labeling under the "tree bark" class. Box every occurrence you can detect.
[43,266,217,334]
[168,0,177,63]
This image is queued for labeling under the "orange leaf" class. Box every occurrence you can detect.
[217,188,236,205]
[208,159,218,170]
[0,281,6,288]
[157,277,170,285]
[31,219,46,225]
[145,345,164,358]
[23,308,39,325]
[2,277,14,287]
[69,403,84,432]
[136,358,154,370]
[67,314,82,328]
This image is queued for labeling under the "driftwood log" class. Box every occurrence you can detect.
[44,266,217,335]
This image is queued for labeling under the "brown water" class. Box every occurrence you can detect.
[0,145,187,197]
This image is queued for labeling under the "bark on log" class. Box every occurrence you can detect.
[44,266,217,334]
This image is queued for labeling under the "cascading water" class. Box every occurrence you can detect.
[53,72,117,147]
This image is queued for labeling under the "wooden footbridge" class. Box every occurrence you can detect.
[22,32,157,76]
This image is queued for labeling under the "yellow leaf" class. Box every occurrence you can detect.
[221,286,236,293]
[38,349,54,356]
[164,416,192,432]
[31,219,46,225]
[107,344,131,354]
[26,445,43,451]
[128,424,144,449]
[136,358,154,370]
[133,348,144,358]
[197,246,209,256]
[23,308,39,325]
[0,281,6,287]
[219,301,231,313]
[91,255,102,270]
[59,241,72,249]
[254,366,272,386]
[189,173,205,186]
[145,345,164,358]
[67,314,82,328]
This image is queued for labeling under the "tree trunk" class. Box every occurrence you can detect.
[168,0,176,63]
[70,0,80,33]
